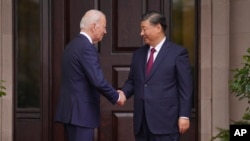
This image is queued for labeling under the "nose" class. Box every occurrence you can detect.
[140,30,144,36]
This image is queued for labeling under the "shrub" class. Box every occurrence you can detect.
[211,48,250,141]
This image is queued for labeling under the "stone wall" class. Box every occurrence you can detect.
[0,0,13,141]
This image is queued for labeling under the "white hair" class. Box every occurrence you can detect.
[80,9,105,29]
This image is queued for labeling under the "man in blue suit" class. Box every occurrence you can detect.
[120,11,193,141]
[55,9,126,141]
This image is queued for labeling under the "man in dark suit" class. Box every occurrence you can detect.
[120,11,193,141]
[55,9,126,141]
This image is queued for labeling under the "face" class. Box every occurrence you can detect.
[140,20,161,46]
[92,16,107,43]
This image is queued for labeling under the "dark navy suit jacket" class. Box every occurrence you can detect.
[55,34,119,128]
[122,39,193,134]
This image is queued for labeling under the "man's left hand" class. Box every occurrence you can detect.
[178,118,190,134]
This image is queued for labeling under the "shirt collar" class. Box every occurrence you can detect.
[80,32,93,44]
[150,37,166,52]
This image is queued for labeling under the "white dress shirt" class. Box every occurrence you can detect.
[147,37,166,62]
[80,32,93,44]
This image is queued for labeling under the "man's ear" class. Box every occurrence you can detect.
[156,23,162,32]
[90,23,96,32]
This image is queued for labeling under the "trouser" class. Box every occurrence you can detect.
[135,104,179,141]
[64,124,94,141]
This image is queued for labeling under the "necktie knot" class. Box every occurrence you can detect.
[150,48,156,54]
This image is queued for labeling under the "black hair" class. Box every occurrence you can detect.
[141,11,167,31]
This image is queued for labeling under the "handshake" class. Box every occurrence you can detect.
[116,90,127,106]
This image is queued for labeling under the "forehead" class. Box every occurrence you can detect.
[98,15,106,24]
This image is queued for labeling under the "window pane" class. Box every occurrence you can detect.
[16,0,40,108]
[172,0,196,65]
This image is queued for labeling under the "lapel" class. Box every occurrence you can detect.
[145,40,171,82]
[137,46,149,82]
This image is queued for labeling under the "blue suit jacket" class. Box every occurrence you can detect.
[55,34,119,128]
[122,39,193,134]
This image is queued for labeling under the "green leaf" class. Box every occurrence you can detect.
[0,80,6,97]
[210,128,229,141]
[0,91,6,97]
[247,48,250,54]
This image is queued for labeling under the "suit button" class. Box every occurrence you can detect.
[144,84,147,87]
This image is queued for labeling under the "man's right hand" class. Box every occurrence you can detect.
[116,90,127,106]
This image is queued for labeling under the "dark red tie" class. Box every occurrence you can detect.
[146,48,156,75]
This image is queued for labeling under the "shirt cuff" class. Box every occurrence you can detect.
[179,117,189,119]
[116,94,120,103]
